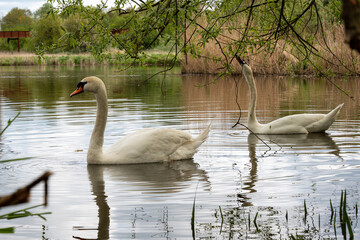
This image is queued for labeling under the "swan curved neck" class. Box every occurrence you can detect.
[88,87,108,161]
[243,66,259,127]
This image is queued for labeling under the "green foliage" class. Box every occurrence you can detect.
[31,15,63,52]
[34,3,53,19]
[1,8,33,31]
[0,8,33,51]
[0,0,348,75]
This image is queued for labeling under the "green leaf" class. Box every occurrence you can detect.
[0,227,15,234]
[0,157,33,163]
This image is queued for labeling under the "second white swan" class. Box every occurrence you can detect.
[70,76,210,164]
[235,56,343,134]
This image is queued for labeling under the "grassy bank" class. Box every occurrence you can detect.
[0,52,181,67]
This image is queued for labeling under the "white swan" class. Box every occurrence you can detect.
[70,76,210,164]
[235,56,343,134]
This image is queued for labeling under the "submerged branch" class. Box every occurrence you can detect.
[0,171,53,207]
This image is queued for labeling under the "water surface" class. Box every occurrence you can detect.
[0,65,359,239]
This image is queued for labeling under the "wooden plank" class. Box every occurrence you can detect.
[0,31,31,38]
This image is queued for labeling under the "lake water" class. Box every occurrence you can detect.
[0,65,359,239]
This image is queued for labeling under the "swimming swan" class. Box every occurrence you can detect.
[70,76,210,164]
[235,56,343,134]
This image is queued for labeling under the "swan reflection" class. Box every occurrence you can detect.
[238,133,341,207]
[73,160,209,239]
[248,132,340,156]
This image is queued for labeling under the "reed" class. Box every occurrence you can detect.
[0,112,20,136]
[0,204,51,234]
[303,199,308,222]
[182,18,360,76]
[0,157,33,163]
[0,204,51,221]
[191,183,199,240]
[208,190,358,239]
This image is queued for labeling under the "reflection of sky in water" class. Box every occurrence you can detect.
[0,65,359,239]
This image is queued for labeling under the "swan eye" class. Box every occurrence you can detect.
[77,81,87,89]
[70,81,88,97]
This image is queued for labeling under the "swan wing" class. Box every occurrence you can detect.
[104,128,193,164]
[258,103,343,134]
[257,114,323,134]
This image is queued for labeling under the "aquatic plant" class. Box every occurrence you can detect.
[0,111,52,236]
[0,204,51,234]
[191,183,199,240]
[193,190,358,239]
[0,112,32,163]
[0,112,20,137]
[0,204,51,221]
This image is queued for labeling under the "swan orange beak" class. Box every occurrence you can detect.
[70,86,84,97]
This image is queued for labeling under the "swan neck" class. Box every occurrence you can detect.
[244,67,259,126]
[88,87,108,159]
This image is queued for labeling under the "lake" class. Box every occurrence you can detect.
[0,65,359,239]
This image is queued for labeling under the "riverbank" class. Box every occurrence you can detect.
[0,52,181,67]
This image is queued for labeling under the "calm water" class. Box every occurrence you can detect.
[0,65,359,239]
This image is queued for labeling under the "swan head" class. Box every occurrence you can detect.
[235,55,248,66]
[234,55,253,79]
[70,76,106,97]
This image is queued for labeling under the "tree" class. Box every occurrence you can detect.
[34,3,53,19]
[0,8,33,51]
[31,14,63,51]
[45,0,357,77]
[342,0,360,54]
[1,7,33,31]
[62,14,89,52]
[46,0,196,61]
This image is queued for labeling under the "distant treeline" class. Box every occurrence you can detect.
[0,3,171,54]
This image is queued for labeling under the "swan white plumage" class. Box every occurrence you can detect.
[235,56,343,134]
[70,76,210,164]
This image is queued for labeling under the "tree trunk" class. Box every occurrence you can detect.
[342,0,360,53]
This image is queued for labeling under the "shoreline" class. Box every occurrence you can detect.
[1,52,359,77]
[0,52,181,67]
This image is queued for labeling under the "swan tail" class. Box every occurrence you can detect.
[195,124,211,143]
[328,103,344,118]
[169,124,210,161]
[306,103,344,132]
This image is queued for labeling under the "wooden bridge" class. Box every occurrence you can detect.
[0,31,31,52]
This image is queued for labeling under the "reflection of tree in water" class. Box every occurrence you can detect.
[72,160,209,239]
